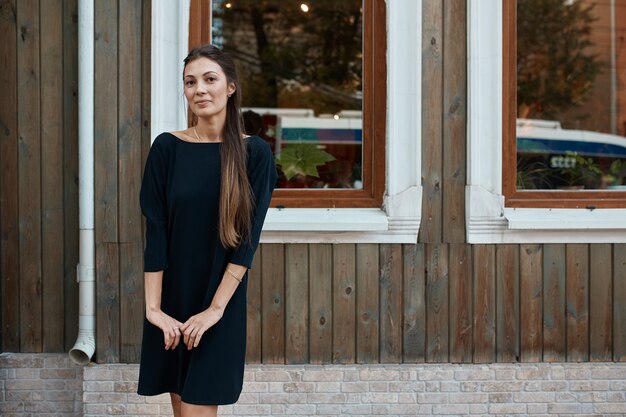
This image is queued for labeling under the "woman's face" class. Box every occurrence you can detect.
[183,57,235,121]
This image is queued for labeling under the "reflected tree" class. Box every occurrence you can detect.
[517,0,602,119]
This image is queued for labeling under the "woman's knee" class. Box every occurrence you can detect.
[180,401,218,417]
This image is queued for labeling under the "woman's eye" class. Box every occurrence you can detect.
[185,80,195,86]
[207,77,216,82]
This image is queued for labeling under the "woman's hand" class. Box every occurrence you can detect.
[180,306,224,350]
[146,308,184,350]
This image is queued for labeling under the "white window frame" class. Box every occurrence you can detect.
[151,0,422,244]
[466,1,626,244]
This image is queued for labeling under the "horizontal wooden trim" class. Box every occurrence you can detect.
[504,190,626,209]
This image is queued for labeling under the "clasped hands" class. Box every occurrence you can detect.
[147,306,223,350]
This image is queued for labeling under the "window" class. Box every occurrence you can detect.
[467,0,626,243]
[190,0,385,208]
[503,0,626,208]
[152,0,422,243]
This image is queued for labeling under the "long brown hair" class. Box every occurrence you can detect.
[184,44,253,248]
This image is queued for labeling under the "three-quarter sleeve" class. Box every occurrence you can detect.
[229,137,277,268]
[140,137,170,272]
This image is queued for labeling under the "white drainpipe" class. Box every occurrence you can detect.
[69,0,96,365]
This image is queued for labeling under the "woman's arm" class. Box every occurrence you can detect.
[180,262,247,349]
[145,271,183,350]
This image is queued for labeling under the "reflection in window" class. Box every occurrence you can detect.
[516,0,626,190]
[212,0,363,189]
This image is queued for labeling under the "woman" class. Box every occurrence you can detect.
[137,44,277,417]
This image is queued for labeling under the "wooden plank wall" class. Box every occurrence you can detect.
[93,0,151,363]
[242,243,626,364]
[0,0,151,362]
[2,0,625,366]
[0,0,79,353]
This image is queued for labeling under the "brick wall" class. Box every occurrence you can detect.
[3,353,626,416]
[0,353,83,416]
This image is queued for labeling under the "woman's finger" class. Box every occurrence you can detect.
[193,329,204,347]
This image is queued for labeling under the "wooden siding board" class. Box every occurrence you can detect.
[285,244,309,364]
[403,244,426,363]
[333,244,356,363]
[41,0,65,352]
[473,245,496,363]
[118,0,142,245]
[0,0,20,352]
[119,242,142,362]
[520,244,543,362]
[380,244,403,363]
[449,243,472,363]
[94,0,119,363]
[589,244,612,361]
[246,250,262,363]
[95,242,120,363]
[118,0,143,363]
[543,244,566,362]
[442,0,466,243]
[17,0,43,352]
[309,244,332,364]
[261,244,285,364]
[566,244,589,362]
[496,245,520,362]
[419,0,444,243]
[615,244,626,361]
[356,244,379,363]
[63,0,80,350]
[94,0,118,244]
[426,243,449,362]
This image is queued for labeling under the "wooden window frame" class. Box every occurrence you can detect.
[502,0,626,208]
[189,0,386,209]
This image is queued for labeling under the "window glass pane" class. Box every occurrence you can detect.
[516,0,626,190]
[212,0,363,189]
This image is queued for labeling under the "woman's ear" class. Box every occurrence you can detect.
[227,82,236,97]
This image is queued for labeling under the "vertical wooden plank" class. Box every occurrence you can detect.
[94,0,119,363]
[473,245,496,363]
[309,244,332,364]
[119,242,142,362]
[449,243,472,363]
[380,244,403,363]
[118,0,143,363]
[496,245,520,362]
[543,244,566,362]
[95,242,120,362]
[333,244,356,363]
[520,244,542,362]
[614,244,626,361]
[589,244,612,361]
[566,244,589,362]
[0,0,20,352]
[356,244,379,363]
[285,244,309,364]
[118,0,142,245]
[18,0,43,353]
[246,249,262,363]
[261,244,284,364]
[419,0,443,243]
[63,0,80,350]
[403,244,426,363]
[442,0,466,243]
[425,243,449,362]
[41,0,65,353]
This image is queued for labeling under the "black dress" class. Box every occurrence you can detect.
[137,132,276,405]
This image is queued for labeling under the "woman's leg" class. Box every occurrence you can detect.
[170,393,182,417]
[181,402,218,417]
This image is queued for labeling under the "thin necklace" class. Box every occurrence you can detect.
[193,126,222,143]
[193,126,203,142]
